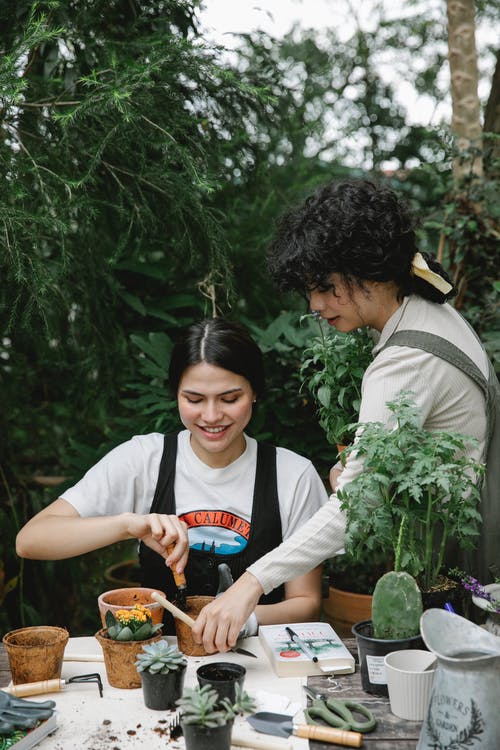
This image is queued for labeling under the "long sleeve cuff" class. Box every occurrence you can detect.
[247,495,346,595]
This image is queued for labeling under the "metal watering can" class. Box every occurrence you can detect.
[417,609,500,749]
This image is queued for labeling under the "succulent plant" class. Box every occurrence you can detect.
[372,570,423,639]
[176,685,228,728]
[176,683,256,728]
[135,640,187,674]
[105,604,163,641]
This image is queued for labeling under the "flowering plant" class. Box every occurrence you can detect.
[105,604,163,641]
[450,569,500,613]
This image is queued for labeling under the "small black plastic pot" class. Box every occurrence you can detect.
[182,719,233,750]
[352,619,424,696]
[140,664,186,710]
[196,662,246,704]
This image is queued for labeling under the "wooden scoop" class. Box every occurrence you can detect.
[150,592,257,658]
[151,591,194,627]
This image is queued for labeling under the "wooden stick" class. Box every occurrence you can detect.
[151,591,195,628]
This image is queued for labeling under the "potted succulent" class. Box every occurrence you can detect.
[95,604,163,689]
[176,683,256,750]
[135,640,187,710]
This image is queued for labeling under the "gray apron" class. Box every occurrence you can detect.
[382,330,500,583]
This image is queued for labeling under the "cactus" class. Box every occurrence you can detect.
[135,640,187,674]
[372,570,423,639]
[105,604,163,641]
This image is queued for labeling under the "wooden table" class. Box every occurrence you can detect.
[307,639,421,749]
[0,638,420,749]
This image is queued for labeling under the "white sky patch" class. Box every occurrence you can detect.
[199,0,496,130]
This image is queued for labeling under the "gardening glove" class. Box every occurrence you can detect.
[216,563,259,638]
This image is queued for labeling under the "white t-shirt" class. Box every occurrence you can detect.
[62,431,329,555]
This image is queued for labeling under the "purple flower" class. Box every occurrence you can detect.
[460,574,500,613]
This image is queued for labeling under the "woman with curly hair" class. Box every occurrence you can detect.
[198,179,498,653]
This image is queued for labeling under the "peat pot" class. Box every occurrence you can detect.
[95,628,163,689]
[417,609,500,749]
[3,626,69,685]
[352,619,424,696]
[175,596,213,656]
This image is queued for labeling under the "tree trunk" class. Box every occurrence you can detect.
[446,0,483,182]
[483,48,500,175]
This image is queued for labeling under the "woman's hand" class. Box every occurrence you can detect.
[329,462,343,492]
[191,572,264,653]
[124,513,189,573]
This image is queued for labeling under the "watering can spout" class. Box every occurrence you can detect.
[417,609,500,749]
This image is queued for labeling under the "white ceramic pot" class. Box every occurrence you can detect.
[384,649,436,721]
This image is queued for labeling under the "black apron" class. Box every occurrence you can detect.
[139,434,285,632]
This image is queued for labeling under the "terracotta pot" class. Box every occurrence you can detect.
[175,596,214,656]
[97,587,166,627]
[323,585,373,638]
[95,628,163,689]
[2,626,69,685]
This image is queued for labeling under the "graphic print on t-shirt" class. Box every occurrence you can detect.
[179,509,250,555]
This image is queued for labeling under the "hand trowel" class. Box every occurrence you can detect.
[167,542,187,610]
[247,712,363,747]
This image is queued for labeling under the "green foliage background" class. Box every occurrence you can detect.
[1,0,498,634]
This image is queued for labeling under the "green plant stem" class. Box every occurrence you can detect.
[394,515,407,573]
[423,486,433,590]
[434,520,449,590]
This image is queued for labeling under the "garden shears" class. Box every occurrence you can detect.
[303,686,377,733]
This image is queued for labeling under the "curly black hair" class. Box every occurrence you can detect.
[267,178,455,303]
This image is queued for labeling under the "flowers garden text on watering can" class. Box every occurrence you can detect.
[417,609,500,749]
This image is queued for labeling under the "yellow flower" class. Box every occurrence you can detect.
[115,603,151,627]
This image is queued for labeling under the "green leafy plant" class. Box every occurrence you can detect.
[135,640,187,674]
[300,323,373,446]
[338,391,485,592]
[104,604,163,642]
[176,684,256,727]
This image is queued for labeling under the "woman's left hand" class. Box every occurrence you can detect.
[191,571,263,653]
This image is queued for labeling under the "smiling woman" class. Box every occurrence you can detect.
[176,362,254,468]
[16,317,328,635]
